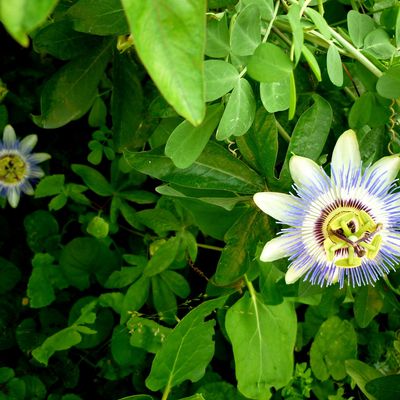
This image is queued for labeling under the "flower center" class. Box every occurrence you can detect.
[0,154,27,184]
[322,207,382,268]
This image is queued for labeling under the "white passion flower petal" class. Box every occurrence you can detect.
[253,192,300,224]
[20,134,38,154]
[331,129,361,173]
[3,125,17,148]
[289,155,328,189]
[260,235,293,262]
[285,262,311,284]
[367,154,400,188]
[7,187,20,208]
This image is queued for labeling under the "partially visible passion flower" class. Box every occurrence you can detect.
[254,130,400,287]
[0,125,50,208]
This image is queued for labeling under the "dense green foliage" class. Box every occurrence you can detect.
[1,0,400,399]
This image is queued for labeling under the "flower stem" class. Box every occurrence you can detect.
[276,119,291,143]
[197,243,224,251]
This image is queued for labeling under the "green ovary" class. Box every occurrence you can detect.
[322,208,382,268]
[0,154,26,184]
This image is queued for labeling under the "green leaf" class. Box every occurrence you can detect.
[24,210,59,253]
[225,294,296,399]
[303,45,322,82]
[306,8,331,40]
[0,257,21,294]
[121,276,150,322]
[34,175,65,198]
[365,375,400,400]
[205,14,230,58]
[112,52,144,151]
[354,286,383,328]
[125,141,264,194]
[144,236,181,277]
[122,0,206,125]
[241,0,274,20]
[204,60,239,102]
[161,270,190,298]
[165,104,223,168]
[66,0,129,35]
[236,110,278,182]
[0,0,58,46]
[327,44,343,87]
[71,164,113,196]
[347,10,375,48]
[145,296,227,391]
[135,209,181,235]
[230,4,261,56]
[60,237,117,290]
[349,92,391,129]
[33,20,101,60]
[105,266,144,289]
[128,316,171,353]
[260,78,290,113]
[287,4,303,64]
[376,64,400,99]
[156,184,247,211]
[111,325,143,367]
[363,28,396,59]
[179,396,205,400]
[345,359,382,400]
[118,396,154,400]
[34,39,112,128]
[279,94,332,187]
[310,316,357,381]
[214,208,271,286]
[247,43,293,83]
[151,274,178,323]
[27,254,56,308]
[0,367,14,384]
[216,78,256,140]
[32,327,82,366]
[196,381,247,400]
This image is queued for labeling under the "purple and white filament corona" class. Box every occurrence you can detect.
[253,130,400,287]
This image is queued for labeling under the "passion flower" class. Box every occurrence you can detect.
[254,130,400,287]
[0,125,50,207]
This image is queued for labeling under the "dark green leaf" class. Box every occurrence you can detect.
[225,294,296,399]
[146,297,227,391]
[125,141,264,194]
[121,276,150,322]
[33,20,101,60]
[112,52,144,151]
[216,78,256,140]
[71,164,113,196]
[236,110,278,183]
[365,375,400,400]
[376,64,400,99]
[66,0,129,35]
[161,270,190,298]
[310,316,357,381]
[122,0,206,125]
[165,104,223,168]
[144,236,181,277]
[0,257,21,294]
[354,286,383,328]
[34,39,112,128]
[151,274,178,323]
[279,94,332,187]
[345,360,382,400]
[247,43,293,83]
